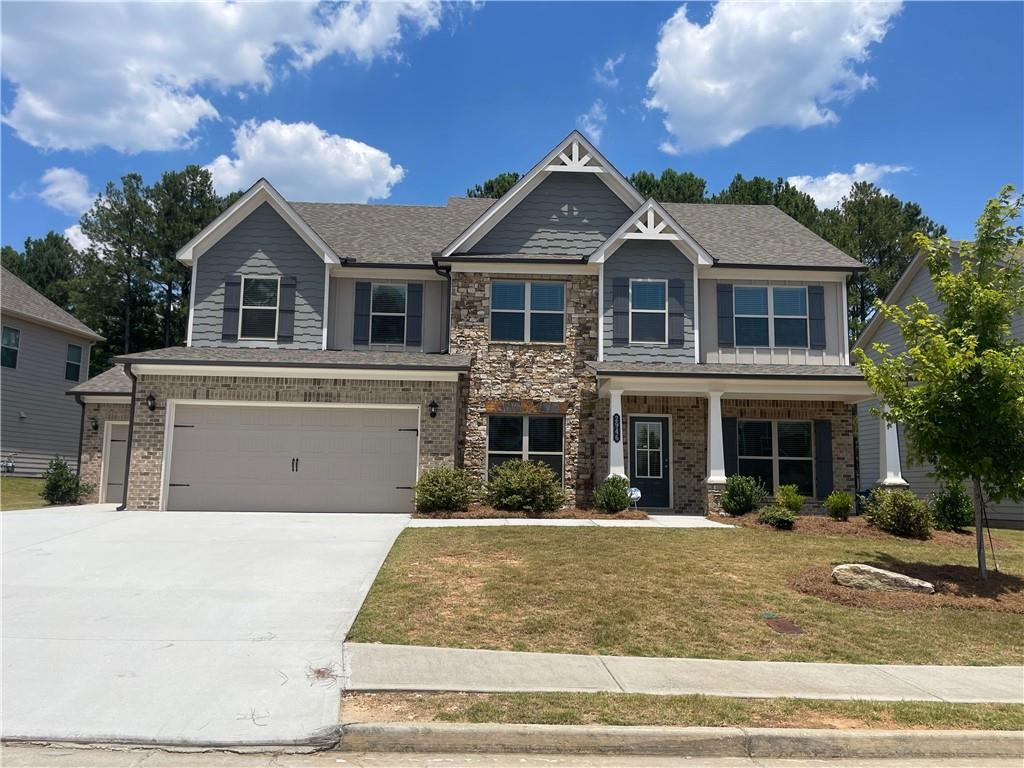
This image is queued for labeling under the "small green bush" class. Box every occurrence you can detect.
[485,460,566,516]
[865,487,931,539]
[414,466,481,515]
[757,505,796,530]
[41,456,93,505]
[775,484,805,513]
[720,475,768,516]
[823,491,854,521]
[594,475,631,513]
[930,481,974,532]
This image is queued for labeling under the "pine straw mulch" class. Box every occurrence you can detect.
[412,503,648,520]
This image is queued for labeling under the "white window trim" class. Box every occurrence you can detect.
[486,414,566,484]
[369,282,408,347]
[65,343,83,382]
[2,325,20,370]
[238,276,280,341]
[734,285,809,349]
[628,278,669,346]
[489,280,566,344]
[736,419,815,493]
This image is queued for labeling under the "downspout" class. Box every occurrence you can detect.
[434,262,452,354]
[118,362,138,511]
[74,394,85,476]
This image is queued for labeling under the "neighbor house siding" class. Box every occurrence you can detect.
[327,276,447,353]
[191,202,325,348]
[857,399,880,489]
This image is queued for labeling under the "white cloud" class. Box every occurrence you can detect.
[38,168,93,215]
[206,120,405,202]
[594,53,625,88]
[647,1,902,153]
[578,100,608,145]
[1,1,447,153]
[788,162,910,208]
[63,224,93,252]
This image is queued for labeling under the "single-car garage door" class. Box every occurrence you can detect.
[166,404,419,513]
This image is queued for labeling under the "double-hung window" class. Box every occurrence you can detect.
[370,283,407,345]
[487,415,565,482]
[772,287,809,347]
[736,419,814,495]
[490,281,565,343]
[734,286,808,348]
[65,344,82,381]
[629,279,668,344]
[239,277,280,340]
[1,326,19,369]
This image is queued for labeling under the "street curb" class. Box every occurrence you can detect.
[336,722,1024,759]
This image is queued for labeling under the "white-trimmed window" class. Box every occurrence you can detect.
[736,419,813,495]
[1,326,19,369]
[633,420,663,478]
[734,286,808,348]
[239,277,280,340]
[65,344,83,381]
[490,281,565,343]
[487,415,565,481]
[370,283,407,345]
[629,279,668,344]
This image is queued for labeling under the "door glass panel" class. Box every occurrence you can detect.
[634,422,662,479]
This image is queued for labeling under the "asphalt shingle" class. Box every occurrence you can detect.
[68,365,132,396]
[1,267,102,340]
[588,361,865,379]
[114,346,471,370]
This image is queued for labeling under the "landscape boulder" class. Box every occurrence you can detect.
[831,563,935,594]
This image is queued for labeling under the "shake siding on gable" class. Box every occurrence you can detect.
[191,202,325,348]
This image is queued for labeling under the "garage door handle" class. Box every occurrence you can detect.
[169,483,190,487]
[395,486,413,490]
[398,428,418,434]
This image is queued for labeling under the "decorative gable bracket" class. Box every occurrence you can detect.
[590,199,715,266]
[544,139,605,173]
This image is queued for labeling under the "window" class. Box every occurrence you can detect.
[736,419,814,495]
[65,344,82,381]
[1,326,19,369]
[370,283,407,345]
[490,281,565,343]
[734,286,809,348]
[239,277,279,339]
[633,421,663,478]
[487,415,565,481]
[629,279,667,344]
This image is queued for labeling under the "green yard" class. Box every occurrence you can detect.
[0,476,47,511]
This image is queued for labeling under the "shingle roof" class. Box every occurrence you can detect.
[588,361,866,379]
[1,267,102,340]
[68,365,132,396]
[115,346,471,371]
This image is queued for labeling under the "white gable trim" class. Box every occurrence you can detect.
[176,179,340,267]
[590,199,715,267]
[440,130,644,259]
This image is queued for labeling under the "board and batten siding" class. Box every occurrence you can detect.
[602,240,695,363]
[470,173,632,256]
[0,316,90,476]
[191,202,325,348]
[327,276,448,353]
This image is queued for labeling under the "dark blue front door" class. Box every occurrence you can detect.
[630,417,670,508]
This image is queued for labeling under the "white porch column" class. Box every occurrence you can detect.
[706,390,727,484]
[608,389,626,478]
[878,407,908,486]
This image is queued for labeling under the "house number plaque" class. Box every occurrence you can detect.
[613,414,621,443]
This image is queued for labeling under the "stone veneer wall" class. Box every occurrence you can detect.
[124,374,460,510]
[449,272,599,507]
[79,401,132,503]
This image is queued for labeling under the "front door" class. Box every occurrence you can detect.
[629,417,670,508]
[102,423,128,504]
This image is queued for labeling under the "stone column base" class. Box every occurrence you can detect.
[704,482,727,516]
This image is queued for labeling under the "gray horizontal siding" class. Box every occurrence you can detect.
[857,400,880,490]
[327,276,447,353]
[191,202,324,348]
[471,173,631,256]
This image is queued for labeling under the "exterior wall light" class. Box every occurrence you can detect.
[146,393,157,412]
[428,400,438,419]
[90,416,99,431]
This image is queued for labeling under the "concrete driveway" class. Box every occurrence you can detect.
[2,505,408,745]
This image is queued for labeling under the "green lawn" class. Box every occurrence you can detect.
[0,476,47,511]
[348,525,1024,665]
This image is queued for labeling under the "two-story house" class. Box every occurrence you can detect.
[70,131,872,514]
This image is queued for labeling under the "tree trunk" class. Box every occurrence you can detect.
[972,476,987,579]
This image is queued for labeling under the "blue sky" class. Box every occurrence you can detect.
[2,1,1021,250]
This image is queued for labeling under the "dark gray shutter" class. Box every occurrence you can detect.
[668,279,687,348]
[277,276,296,343]
[612,278,629,346]
[814,419,833,498]
[353,281,371,346]
[717,283,734,348]
[406,282,423,347]
[723,416,738,477]
[221,275,241,341]
[808,285,826,349]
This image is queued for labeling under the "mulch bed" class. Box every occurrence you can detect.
[413,503,648,520]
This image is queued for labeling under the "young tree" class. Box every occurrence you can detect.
[855,187,1024,577]
[467,172,521,199]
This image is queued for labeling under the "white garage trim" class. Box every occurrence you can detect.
[158,400,422,512]
[99,421,129,504]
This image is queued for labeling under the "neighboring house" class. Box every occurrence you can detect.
[71,131,873,514]
[1,267,102,476]
[855,248,1024,529]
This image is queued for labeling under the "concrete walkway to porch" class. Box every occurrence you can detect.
[407,515,732,529]
[342,643,1024,704]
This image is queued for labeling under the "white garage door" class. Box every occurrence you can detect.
[166,404,419,513]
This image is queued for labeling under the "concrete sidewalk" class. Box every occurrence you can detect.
[343,643,1024,704]
[408,515,732,528]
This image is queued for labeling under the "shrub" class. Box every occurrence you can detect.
[594,475,631,513]
[485,460,566,516]
[864,488,931,539]
[414,467,481,515]
[41,456,93,505]
[720,475,768,516]
[930,480,974,532]
[823,491,854,521]
[775,484,805,513]
[757,505,796,530]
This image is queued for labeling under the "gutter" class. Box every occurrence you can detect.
[118,363,138,512]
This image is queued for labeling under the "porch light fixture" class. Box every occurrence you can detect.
[90,416,99,431]
[428,400,438,419]
[146,393,157,412]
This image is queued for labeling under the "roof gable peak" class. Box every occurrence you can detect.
[591,198,715,266]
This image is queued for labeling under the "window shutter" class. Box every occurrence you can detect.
[668,279,687,348]
[406,282,423,347]
[353,281,371,346]
[612,278,629,346]
[277,276,297,343]
[808,285,826,349]
[717,283,734,348]
[221,275,242,341]
[722,416,738,476]
[814,419,834,499]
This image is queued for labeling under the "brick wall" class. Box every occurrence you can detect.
[79,401,131,503]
